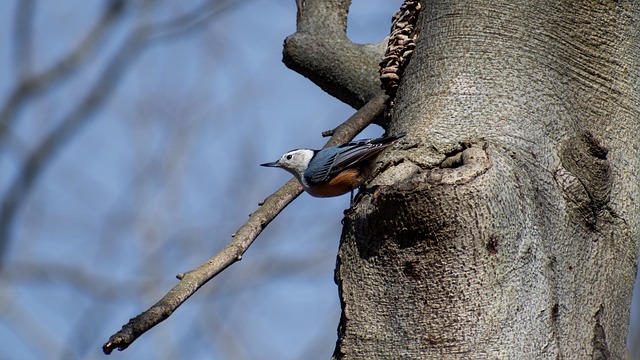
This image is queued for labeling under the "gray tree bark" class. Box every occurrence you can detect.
[288,0,640,358]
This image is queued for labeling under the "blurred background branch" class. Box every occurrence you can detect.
[0,0,234,266]
[13,0,35,79]
[1,0,127,145]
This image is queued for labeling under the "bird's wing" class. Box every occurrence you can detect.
[305,135,402,184]
[304,134,405,184]
[329,141,390,173]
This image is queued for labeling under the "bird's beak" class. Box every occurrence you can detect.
[260,161,280,167]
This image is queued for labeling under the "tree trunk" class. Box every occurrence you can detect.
[333,0,639,358]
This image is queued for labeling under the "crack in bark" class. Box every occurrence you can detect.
[592,305,611,360]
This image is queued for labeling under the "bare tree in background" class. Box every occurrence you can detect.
[0,0,234,265]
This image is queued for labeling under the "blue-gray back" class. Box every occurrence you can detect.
[303,134,405,184]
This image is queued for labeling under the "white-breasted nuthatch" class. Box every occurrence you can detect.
[261,133,405,201]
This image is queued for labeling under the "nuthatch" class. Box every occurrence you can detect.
[261,133,405,202]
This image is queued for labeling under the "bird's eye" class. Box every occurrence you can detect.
[286,155,292,160]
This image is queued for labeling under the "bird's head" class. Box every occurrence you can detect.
[260,149,315,179]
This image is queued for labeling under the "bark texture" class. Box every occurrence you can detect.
[333,0,640,358]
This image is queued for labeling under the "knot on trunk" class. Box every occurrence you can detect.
[557,131,612,228]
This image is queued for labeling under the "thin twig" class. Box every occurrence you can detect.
[102,92,387,354]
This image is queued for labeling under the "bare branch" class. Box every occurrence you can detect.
[322,91,388,137]
[101,92,387,354]
[283,0,387,109]
[0,0,127,146]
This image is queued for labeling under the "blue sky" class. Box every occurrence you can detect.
[1,1,638,359]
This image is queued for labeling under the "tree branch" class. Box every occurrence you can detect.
[101,91,387,354]
[283,0,386,109]
[322,91,388,137]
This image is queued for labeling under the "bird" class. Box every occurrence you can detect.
[261,133,405,203]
